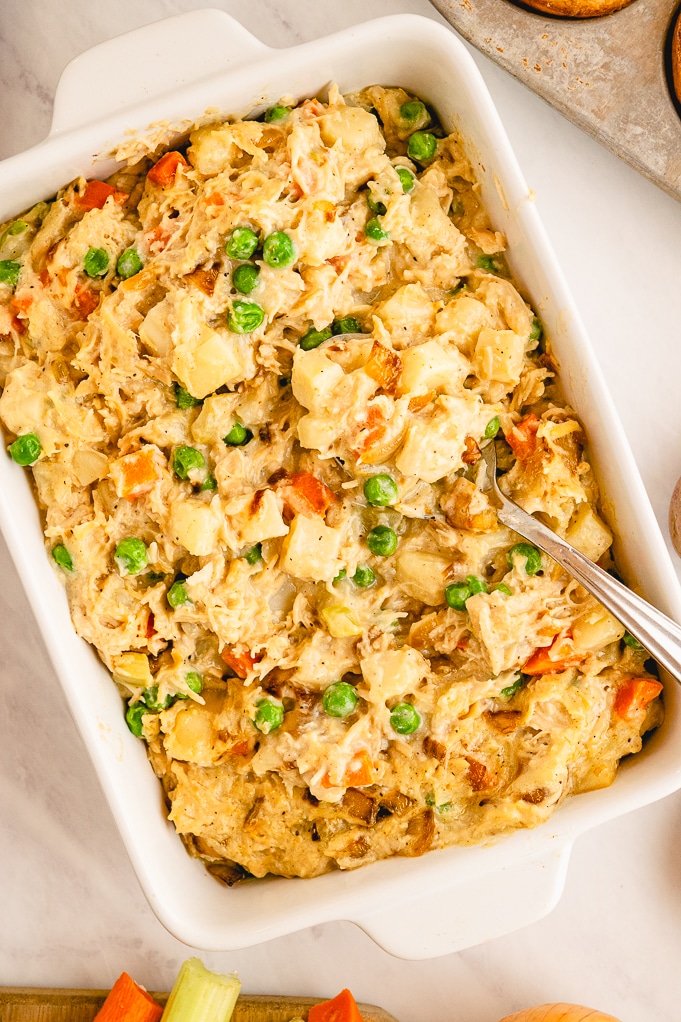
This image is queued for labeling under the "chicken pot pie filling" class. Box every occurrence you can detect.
[0,86,662,881]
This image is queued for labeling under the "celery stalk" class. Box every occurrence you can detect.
[161,958,241,1022]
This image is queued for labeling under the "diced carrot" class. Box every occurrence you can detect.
[505,413,540,460]
[282,472,336,517]
[147,151,188,187]
[308,989,364,1022]
[145,225,172,252]
[38,268,51,287]
[10,294,32,314]
[221,646,262,679]
[229,739,251,756]
[93,971,163,1022]
[364,341,402,393]
[204,192,225,207]
[111,447,160,500]
[73,283,100,319]
[11,315,26,335]
[75,180,128,212]
[321,750,374,790]
[408,390,435,413]
[614,677,663,721]
[522,634,585,675]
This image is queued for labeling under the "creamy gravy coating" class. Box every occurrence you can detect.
[0,85,662,881]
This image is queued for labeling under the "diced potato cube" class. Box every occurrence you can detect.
[291,348,344,412]
[399,340,468,396]
[319,105,385,154]
[173,323,246,400]
[139,297,173,356]
[565,504,613,562]
[360,647,428,703]
[280,514,342,581]
[395,395,487,483]
[170,498,220,556]
[112,652,153,687]
[375,284,436,346]
[472,327,525,387]
[320,605,363,638]
[191,394,239,444]
[297,413,343,451]
[235,489,289,545]
[572,605,625,653]
[162,703,216,766]
[435,296,491,352]
[395,549,451,606]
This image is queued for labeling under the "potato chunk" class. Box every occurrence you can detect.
[280,514,343,581]
[170,498,220,556]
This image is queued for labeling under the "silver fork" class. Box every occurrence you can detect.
[479,441,681,685]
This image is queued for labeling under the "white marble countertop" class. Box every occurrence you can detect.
[2,1,681,1020]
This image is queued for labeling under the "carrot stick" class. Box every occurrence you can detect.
[308,989,364,1022]
[522,635,585,675]
[93,972,163,1022]
[505,413,540,460]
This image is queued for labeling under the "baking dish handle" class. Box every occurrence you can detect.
[49,9,270,136]
[352,841,572,959]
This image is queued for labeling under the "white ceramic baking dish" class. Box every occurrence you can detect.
[1,8,680,959]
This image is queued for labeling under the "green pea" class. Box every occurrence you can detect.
[232,262,260,294]
[116,247,143,279]
[146,571,166,585]
[228,300,265,333]
[9,432,42,466]
[115,537,148,576]
[466,574,489,596]
[300,324,332,350]
[0,259,21,289]
[174,383,201,409]
[476,254,498,273]
[83,247,110,278]
[366,190,387,216]
[332,317,361,335]
[444,581,471,611]
[507,542,542,576]
[1,220,28,244]
[142,684,175,712]
[364,473,398,507]
[530,316,543,343]
[484,416,500,439]
[244,543,263,565]
[262,231,296,268]
[52,544,73,572]
[390,702,421,735]
[396,167,415,193]
[352,565,376,588]
[365,216,390,243]
[495,583,512,597]
[333,568,347,583]
[400,100,429,124]
[500,675,525,699]
[366,525,398,557]
[264,104,291,123]
[167,579,190,608]
[172,445,205,480]
[450,198,464,217]
[125,702,147,737]
[223,421,252,446]
[407,131,437,163]
[184,671,203,695]
[254,699,284,734]
[200,474,217,491]
[225,226,259,260]
[322,681,358,718]
[623,631,645,651]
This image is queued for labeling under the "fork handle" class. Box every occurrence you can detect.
[497,501,681,685]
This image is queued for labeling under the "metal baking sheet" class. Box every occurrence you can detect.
[429,0,681,202]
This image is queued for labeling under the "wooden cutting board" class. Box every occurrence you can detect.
[0,989,398,1022]
[429,0,681,203]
